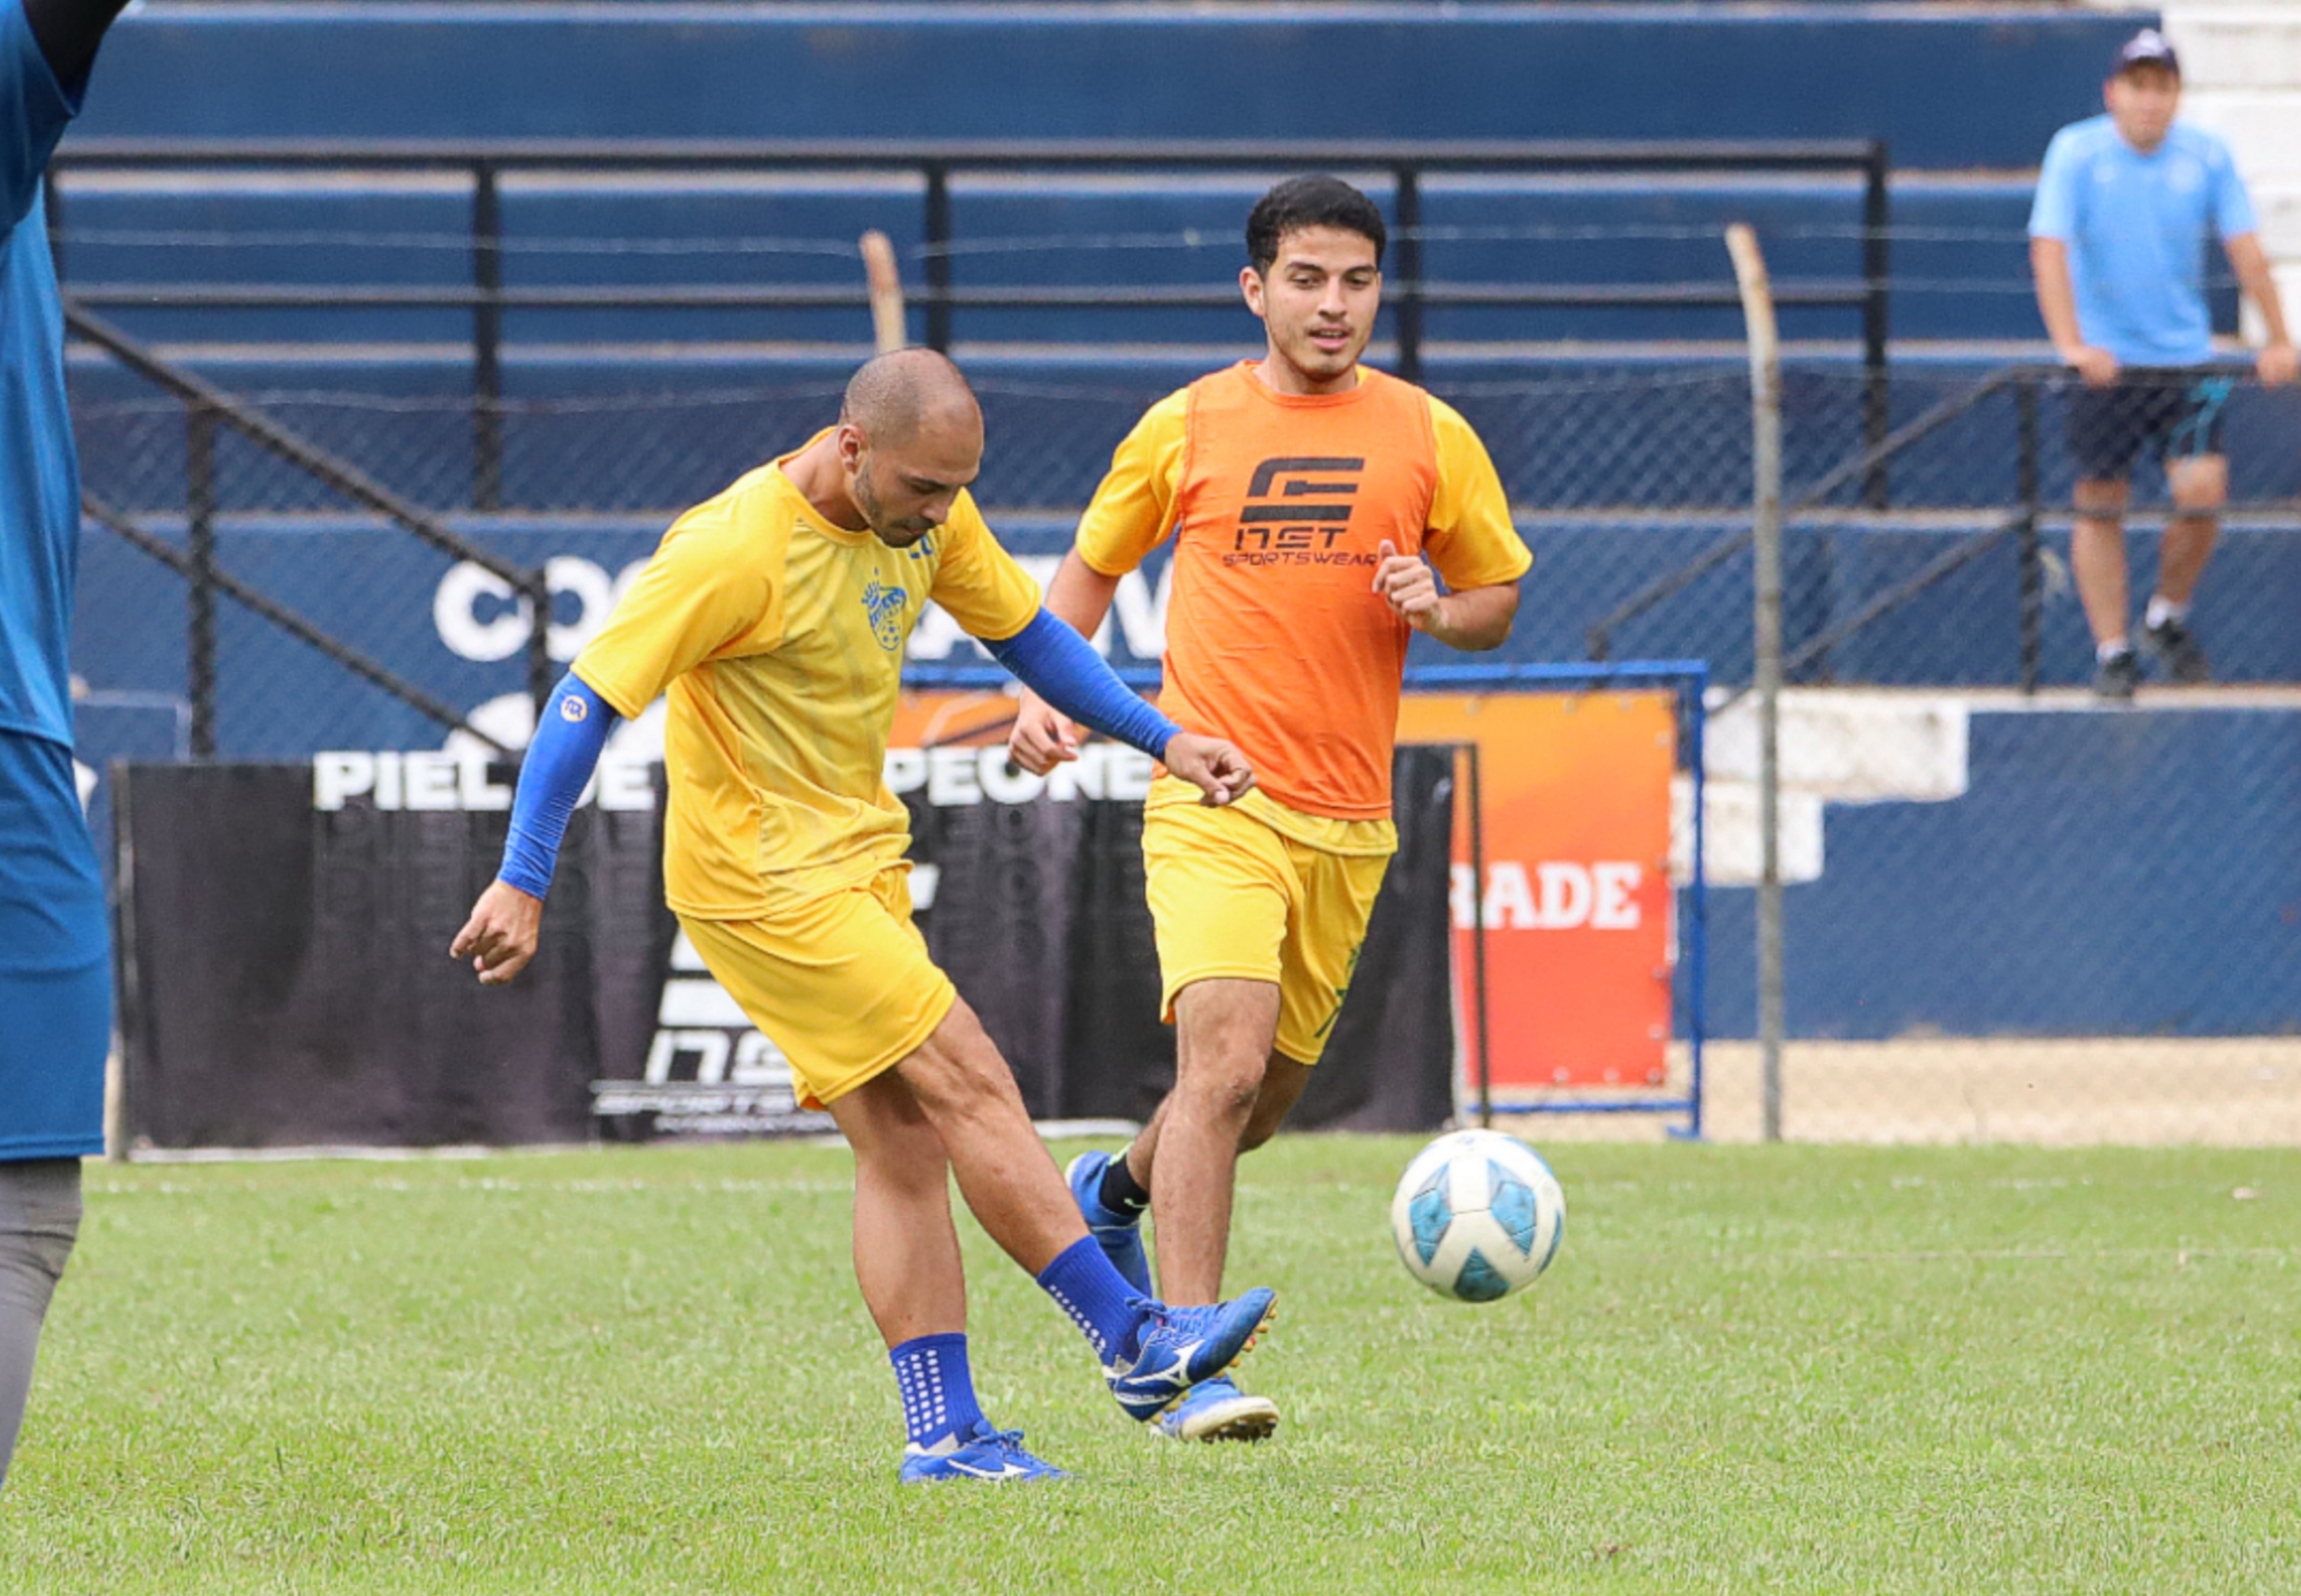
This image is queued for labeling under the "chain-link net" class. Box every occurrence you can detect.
[60,196,2301,1145]
[69,355,547,762]
[1656,363,2301,1146]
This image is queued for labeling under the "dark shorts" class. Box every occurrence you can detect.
[2066,366,2236,483]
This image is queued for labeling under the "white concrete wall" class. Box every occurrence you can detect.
[2154,4,2301,342]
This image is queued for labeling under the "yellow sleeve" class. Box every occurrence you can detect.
[1423,397,1533,591]
[1073,388,1190,577]
[928,494,1045,645]
[572,498,782,718]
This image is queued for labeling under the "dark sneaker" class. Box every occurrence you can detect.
[2141,617,2211,684]
[2092,649,2142,702]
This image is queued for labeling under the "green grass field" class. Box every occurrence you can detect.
[4,1138,2295,1595]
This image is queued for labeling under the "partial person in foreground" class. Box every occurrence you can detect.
[2029,27,2296,701]
[1009,176,1533,1444]
[0,0,135,1494]
[451,350,1275,1484]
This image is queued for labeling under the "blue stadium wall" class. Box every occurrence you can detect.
[78,7,2138,164]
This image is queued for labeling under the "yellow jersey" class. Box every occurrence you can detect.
[573,435,1042,919]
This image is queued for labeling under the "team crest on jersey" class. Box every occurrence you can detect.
[861,577,910,651]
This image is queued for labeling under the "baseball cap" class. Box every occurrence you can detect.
[2112,28,2180,77]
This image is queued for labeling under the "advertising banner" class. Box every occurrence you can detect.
[1398,691,1678,1094]
[114,746,1454,1150]
[115,761,668,1151]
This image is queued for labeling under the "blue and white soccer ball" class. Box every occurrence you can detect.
[1390,1129,1566,1302]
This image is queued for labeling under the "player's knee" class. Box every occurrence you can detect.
[1183,1067,1263,1129]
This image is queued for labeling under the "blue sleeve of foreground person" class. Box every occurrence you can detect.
[983,609,1180,758]
[497,673,619,899]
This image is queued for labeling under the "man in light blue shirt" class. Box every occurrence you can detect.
[0,0,130,1494]
[2029,28,2295,699]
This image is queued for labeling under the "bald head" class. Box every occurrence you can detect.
[829,349,984,548]
[841,347,982,449]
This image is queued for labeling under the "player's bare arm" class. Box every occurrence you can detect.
[2030,238,2119,386]
[1373,539,1520,651]
[2224,234,2298,385]
[1009,549,1122,773]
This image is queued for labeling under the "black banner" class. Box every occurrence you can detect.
[114,747,1453,1150]
[114,762,668,1150]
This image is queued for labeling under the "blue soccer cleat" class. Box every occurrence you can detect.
[898,1420,1070,1484]
[1156,1374,1281,1444]
[1106,1288,1278,1422]
[1065,1149,1154,1296]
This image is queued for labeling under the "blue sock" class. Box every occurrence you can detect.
[1036,1236,1151,1364]
[889,1332,984,1450]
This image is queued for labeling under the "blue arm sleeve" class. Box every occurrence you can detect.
[983,609,1182,761]
[497,673,619,899]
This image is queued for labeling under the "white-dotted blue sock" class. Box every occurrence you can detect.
[889,1333,983,1450]
[1035,1236,1150,1363]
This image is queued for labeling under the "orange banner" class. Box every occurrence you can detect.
[891,688,1678,1095]
[1397,692,1677,1094]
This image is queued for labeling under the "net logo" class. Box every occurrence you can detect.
[1231,456,1365,557]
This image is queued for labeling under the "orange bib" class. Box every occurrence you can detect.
[1160,364,1439,820]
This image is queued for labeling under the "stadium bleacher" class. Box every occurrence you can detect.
[72,7,2132,156]
[68,0,2301,715]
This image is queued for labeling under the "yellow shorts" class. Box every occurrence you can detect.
[1141,781,1393,1066]
[677,867,955,1112]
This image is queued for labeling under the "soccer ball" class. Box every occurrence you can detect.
[1390,1129,1566,1302]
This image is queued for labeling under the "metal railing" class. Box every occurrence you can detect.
[1588,361,2300,694]
[66,304,553,755]
[51,138,1893,511]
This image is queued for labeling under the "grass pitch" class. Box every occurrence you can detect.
[4,1139,2295,1595]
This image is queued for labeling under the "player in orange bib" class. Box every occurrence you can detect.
[1010,176,1534,1442]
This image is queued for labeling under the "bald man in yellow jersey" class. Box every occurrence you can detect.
[451,352,1280,1483]
[1011,177,1534,1443]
